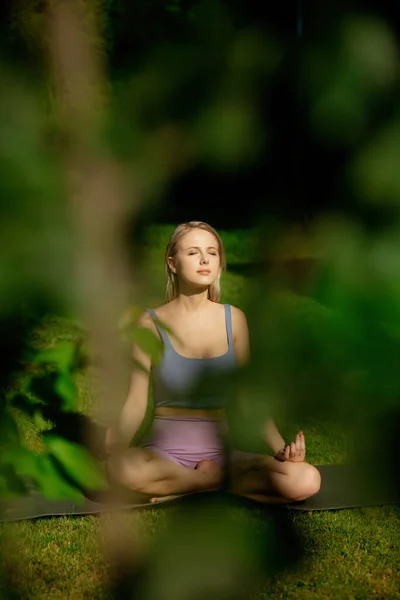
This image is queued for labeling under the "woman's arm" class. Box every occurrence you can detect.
[231,306,286,455]
[262,418,286,455]
[106,312,154,453]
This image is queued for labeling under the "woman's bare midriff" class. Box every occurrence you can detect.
[154,406,226,420]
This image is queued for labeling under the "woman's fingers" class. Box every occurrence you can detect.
[290,441,296,457]
[300,431,306,454]
[280,432,306,462]
[284,432,306,462]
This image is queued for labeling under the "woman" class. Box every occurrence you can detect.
[106,221,321,504]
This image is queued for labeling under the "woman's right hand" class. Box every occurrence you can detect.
[274,431,306,463]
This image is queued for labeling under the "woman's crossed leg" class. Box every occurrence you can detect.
[231,455,321,504]
[107,448,223,502]
[231,432,321,504]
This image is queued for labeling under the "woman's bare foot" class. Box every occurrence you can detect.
[150,494,181,503]
[150,460,223,503]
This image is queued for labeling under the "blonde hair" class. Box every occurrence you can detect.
[165,221,226,302]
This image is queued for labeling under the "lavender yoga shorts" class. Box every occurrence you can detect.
[142,416,227,469]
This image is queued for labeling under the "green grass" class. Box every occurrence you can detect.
[1,225,399,600]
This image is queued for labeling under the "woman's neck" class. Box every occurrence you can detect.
[173,292,211,314]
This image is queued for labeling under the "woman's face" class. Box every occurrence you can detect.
[168,228,221,290]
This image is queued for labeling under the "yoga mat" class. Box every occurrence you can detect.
[281,464,399,511]
[0,465,398,522]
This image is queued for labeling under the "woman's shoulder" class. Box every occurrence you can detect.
[146,302,172,320]
[225,304,248,336]
[136,311,156,333]
[210,302,247,321]
[139,302,172,326]
[225,303,247,321]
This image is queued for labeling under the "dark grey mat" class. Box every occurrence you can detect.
[281,464,399,511]
[0,465,398,522]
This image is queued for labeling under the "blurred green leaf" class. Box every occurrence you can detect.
[0,447,41,479]
[0,465,28,499]
[44,434,108,491]
[352,122,400,205]
[342,16,397,89]
[118,305,143,330]
[33,341,77,372]
[33,410,51,432]
[0,410,20,445]
[35,454,84,502]
[1,444,84,503]
[55,372,78,411]
[310,70,367,144]
[192,101,261,167]
[130,326,163,364]
[305,15,398,146]
[0,452,84,502]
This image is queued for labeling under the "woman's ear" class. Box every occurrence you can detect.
[167,256,176,274]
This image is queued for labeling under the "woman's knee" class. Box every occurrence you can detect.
[107,455,129,486]
[107,454,145,492]
[107,454,172,496]
[292,464,321,501]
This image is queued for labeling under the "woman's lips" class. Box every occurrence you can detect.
[197,270,211,275]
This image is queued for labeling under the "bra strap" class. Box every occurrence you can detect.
[146,309,171,346]
[224,304,234,348]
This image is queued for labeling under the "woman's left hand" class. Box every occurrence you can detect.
[275,431,306,462]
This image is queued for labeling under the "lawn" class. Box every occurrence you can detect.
[0,226,399,600]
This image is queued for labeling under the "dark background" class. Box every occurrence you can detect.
[1,0,399,229]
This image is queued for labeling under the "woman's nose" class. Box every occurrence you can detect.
[200,254,209,264]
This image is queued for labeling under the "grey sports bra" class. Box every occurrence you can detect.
[146,304,237,409]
